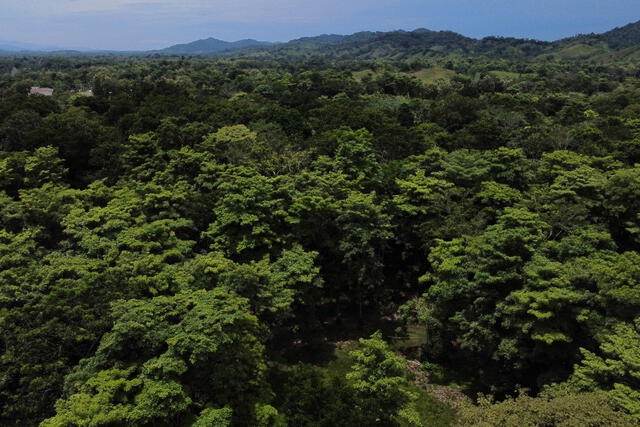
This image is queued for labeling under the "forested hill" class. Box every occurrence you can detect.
[233,29,552,60]
[600,20,640,48]
[155,38,275,55]
[223,21,640,61]
[3,21,640,60]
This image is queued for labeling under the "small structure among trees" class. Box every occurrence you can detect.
[28,86,54,96]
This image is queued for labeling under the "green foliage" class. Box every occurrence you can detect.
[605,166,640,247]
[2,49,640,426]
[548,318,640,420]
[334,191,393,316]
[347,332,417,425]
[418,207,640,390]
[270,362,361,426]
[189,245,323,328]
[192,407,232,427]
[202,124,259,164]
[334,127,380,183]
[271,334,452,426]
[457,392,633,426]
[42,289,269,426]
[203,166,290,259]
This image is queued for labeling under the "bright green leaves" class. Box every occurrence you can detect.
[44,289,270,426]
[347,332,418,425]
[334,191,394,317]
[591,251,640,316]
[334,128,380,183]
[0,177,200,423]
[0,146,67,193]
[467,208,549,285]
[200,124,311,176]
[0,228,41,301]
[203,165,395,317]
[122,132,162,171]
[188,246,322,328]
[394,170,453,223]
[509,229,618,344]
[514,255,590,344]
[202,124,259,165]
[23,146,68,188]
[42,369,192,427]
[348,332,411,398]
[204,166,289,259]
[535,164,606,235]
[3,55,640,427]
[551,319,640,421]
[193,407,233,427]
[457,392,633,426]
[418,207,637,388]
[62,181,196,297]
[391,148,530,254]
[420,191,640,392]
[0,251,109,425]
[477,181,522,208]
[436,147,528,190]
[604,166,640,248]
[437,149,491,188]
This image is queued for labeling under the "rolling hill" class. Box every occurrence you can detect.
[2,20,640,61]
[155,38,276,55]
[223,21,640,62]
[600,19,640,49]
[222,29,552,60]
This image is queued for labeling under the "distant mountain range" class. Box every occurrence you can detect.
[0,40,100,53]
[153,38,276,55]
[229,20,640,61]
[0,41,66,52]
[2,20,640,61]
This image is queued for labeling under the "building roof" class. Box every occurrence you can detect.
[29,87,54,96]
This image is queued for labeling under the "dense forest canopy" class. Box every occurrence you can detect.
[1,27,640,426]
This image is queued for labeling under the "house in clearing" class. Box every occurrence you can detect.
[29,87,54,96]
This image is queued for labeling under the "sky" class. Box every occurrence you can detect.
[1,0,639,51]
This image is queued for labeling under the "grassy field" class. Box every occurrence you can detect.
[409,67,457,83]
[553,43,606,59]
[352,67,457,84]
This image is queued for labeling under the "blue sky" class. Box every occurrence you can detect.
[2,0,639,50]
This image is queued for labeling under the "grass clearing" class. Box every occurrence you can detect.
[409,67,457,83]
